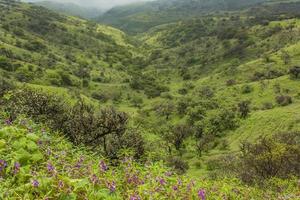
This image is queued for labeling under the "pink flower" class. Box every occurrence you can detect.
[198,189,206,200]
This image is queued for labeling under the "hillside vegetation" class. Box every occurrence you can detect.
[0,0,300,199]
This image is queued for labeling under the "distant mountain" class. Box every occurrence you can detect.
[98,0,281,34]
[34,1,103,19]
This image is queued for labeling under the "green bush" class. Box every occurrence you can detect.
[241,85,253,94]
[239,132,300,183]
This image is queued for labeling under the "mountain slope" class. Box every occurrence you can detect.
[99,0,277,34]
[0,0,140,101]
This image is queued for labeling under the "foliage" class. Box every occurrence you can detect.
[275,95,292,106]
[238,132,300,184]
[0,117,298,199]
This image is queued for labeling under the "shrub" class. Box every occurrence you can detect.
[239,132,300,183]
[0,77,14,97]
[63,102,128,149]
[0,56,12,71]
[176,98,190,115]
[178,88,188,95]
[238,100,251,118]
[289,66,300,79]
[166,156,189,174]
[2,88,66,128]
[241,85,253,94]
[275,95,292,106]
[2,88,135,158]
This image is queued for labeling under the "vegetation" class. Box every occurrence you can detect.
[1,0,300,198]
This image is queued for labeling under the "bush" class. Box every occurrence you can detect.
[63,102,128,149]
[166,156,189,174]
[238,132,300,183]
[2,88,136,158]
[241,85,253,94]
[275,95,292,106]
[0,56,12,71]
[2,88,66,128]
[0,77,14,97]
[289,66,300,79]
[238,100,251,118]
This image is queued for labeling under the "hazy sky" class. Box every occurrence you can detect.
[23,0,152,9]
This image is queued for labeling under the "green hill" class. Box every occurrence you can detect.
[99,0,286,34]
[0,0,300,198]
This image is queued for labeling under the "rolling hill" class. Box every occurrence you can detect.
[0,0,300,198]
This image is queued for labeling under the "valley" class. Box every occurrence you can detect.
[0,0,300,199]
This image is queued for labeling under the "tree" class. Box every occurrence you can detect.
[196,134,214,157]
[289,66,300,79]
[238,100,251,119]
[281,50,291,65]
[154,101,175,120]
[164,124,193,154]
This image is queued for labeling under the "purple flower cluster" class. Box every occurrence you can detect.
[198,189,206,200]
[13,162,20,175]
[0,160,7,172]
[32,179,39,188]
[47,162,55,174]
[75,156,85,169]
[99,160,108,172]
[58,180,64,189]
[107,181,116,193]
[130,194,141,200]
[90,174,99,185]
[4,119,12,125]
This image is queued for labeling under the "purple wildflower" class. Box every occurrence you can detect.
[32,180,39,188]
[75,157,84,169]
[130,194,141,200]
[198,189,206,200]
[0,160,7,172]
[4,119,12,125]
[165,171,172,176]
[159,178,166,185]
[13,162,20,174]
[108,181,116,193]
[47,163,55,173]
[172,185,178,191]
[90,174,98,185]
[46,149,52,156]
[99,160,108,172]
[58,180,64,189]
